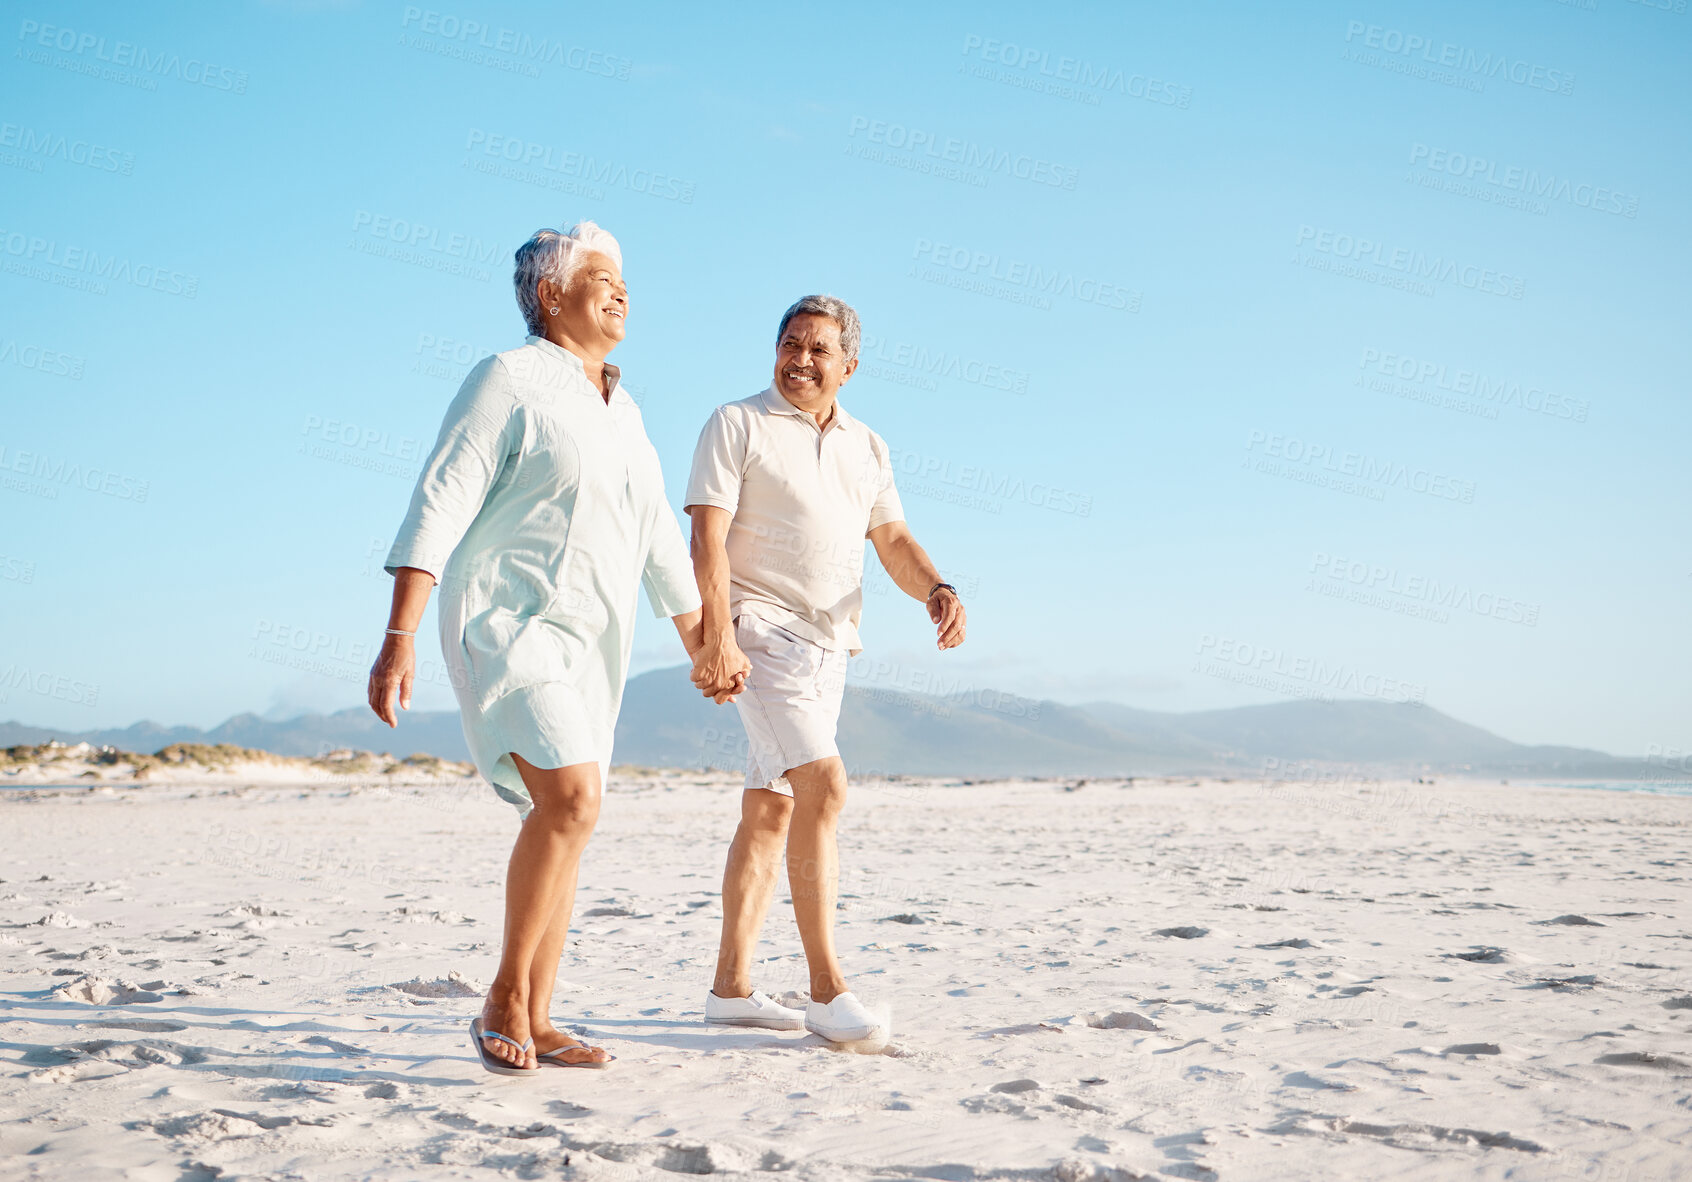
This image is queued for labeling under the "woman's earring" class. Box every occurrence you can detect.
[549,306,560,315]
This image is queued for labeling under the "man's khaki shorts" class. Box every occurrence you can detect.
[732,614,848,795]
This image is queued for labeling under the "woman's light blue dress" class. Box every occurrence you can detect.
[385,335,701,816]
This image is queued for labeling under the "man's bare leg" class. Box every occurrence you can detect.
[713,788,795,998]
[477,755,602,1069]
[784,756,851,1004]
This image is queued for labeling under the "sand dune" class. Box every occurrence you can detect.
[2,771,1688,1180]
[1,739,476,787]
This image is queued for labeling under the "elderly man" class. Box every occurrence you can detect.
[684,294,966,1043]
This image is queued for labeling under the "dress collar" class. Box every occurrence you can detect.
[525,335,624,402]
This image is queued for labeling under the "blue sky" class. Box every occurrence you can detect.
[2,0,1687,759]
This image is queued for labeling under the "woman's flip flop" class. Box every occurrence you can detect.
[537,1036,615,1070]
[468,1016,540,1077]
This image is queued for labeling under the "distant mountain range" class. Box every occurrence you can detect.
[0,664,1650,780]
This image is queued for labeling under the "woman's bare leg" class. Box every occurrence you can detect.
[525,849,611,1064]
[476,755,602,1068]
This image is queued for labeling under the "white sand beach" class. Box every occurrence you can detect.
[2,770,1688,1181]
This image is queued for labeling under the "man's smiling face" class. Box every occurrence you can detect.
[773,313,857,404]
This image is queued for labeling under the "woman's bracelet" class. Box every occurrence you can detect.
[927,582,957,600]
[384,627,415,637]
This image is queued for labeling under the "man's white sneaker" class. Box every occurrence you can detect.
[804,991,883,1042]
[704,989,806,1030]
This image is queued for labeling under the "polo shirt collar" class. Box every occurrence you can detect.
[758,384,851,428]
[526,334,624,401]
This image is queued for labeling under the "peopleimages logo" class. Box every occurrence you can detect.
[1408,144,1638,219]
[16,19,249,93]
[847,117,1078,190]
[1358,348,1588,422]
[1341,20,1575,95]
[1308,552,1541,627]
[1295,226,1524,299]
[399,8,631,79]
[858,332,1029,395]
[348,210,502,281]
[0,123,135,174]
[0,442,150,502]
[959,34,1192,107]
[0,229,198,297]
[912,238,1139,311]
[0,339,84,379]
[463,130,695,203]
[1193,634,1427,705]
[1245,429,1476,504]
[0,664,99,707]
[887,446,1093,517]
[351,211,502,262]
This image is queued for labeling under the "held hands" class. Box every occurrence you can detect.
[367,634,415,727]
[929,588,967,650]
[691,634,751,704]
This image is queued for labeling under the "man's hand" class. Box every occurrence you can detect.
[868,521,965,650]
[929,588,966,650]
[692,634,752,704]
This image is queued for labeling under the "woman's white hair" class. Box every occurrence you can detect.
[513,221,623,336]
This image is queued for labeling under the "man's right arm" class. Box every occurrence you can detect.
[687,505,751,703]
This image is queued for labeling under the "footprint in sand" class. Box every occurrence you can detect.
[221,905,297,931]
[1054,1093,1109,1112]
[1446,946,1509,964]
[391,907,473,925]
[57,1037,208,1067]
[1531,974,1604,991]
[1534,914,1605,927]
[1594,1051,1691,1071]
[964,1091,1035,1117]
[1154,926,1209,940]
[1086,1011,1161,1031]
[1283,1069,1357,1090]
[142,1109,334,1140]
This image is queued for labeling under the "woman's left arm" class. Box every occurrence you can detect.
[670,608,705,660]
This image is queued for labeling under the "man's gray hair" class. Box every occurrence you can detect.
[776,294,861,362]
[513,221,623,337]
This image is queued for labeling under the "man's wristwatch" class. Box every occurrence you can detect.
[928,582,958,600]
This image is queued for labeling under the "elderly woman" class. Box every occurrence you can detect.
[368,221,715,1075]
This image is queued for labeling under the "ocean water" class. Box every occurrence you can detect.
[1538,779,1692,799]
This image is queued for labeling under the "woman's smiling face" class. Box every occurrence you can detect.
[544,249,627,350]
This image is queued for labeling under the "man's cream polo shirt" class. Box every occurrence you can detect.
[684,386,905,654]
